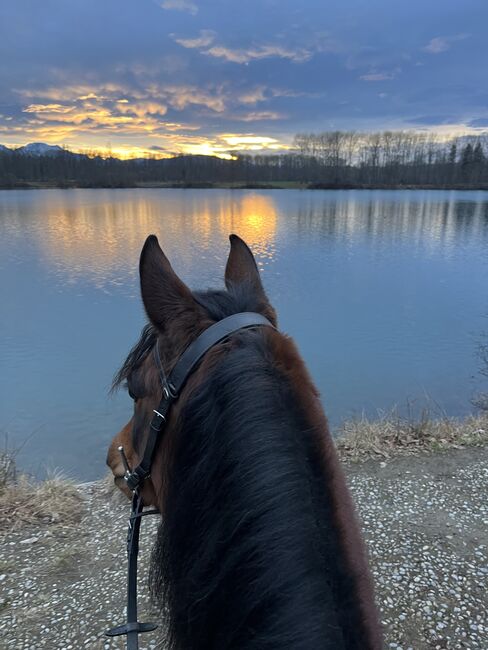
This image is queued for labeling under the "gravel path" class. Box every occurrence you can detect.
[1,447,487,649]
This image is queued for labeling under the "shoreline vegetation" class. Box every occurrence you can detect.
[2,180,488,190]
[1,130,487,190]
[336,411,488,461]
[1,411,486,529]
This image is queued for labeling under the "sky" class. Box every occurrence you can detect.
[1,0,487,158]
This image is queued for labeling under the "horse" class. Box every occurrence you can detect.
[107,233,382,649]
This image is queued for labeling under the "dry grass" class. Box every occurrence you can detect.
[0,452,84,532]
[0,447,17,492]
[336,409,488,462]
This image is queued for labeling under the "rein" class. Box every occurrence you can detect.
[105,312,274,649]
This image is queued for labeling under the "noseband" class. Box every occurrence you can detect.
[106,312,274,649]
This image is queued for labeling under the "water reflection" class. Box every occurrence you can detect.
[294,191,488,250]
[3,190,488,295]
[1,190,277,292]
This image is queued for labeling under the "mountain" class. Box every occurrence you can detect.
[15,142,66,156]
[0,144,10,152]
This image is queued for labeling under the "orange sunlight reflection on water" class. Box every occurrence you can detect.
[13,190,278,290]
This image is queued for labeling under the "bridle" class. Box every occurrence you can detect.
[105,312,274,649]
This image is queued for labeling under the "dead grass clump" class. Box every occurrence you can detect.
[336,410,488,462]
[0,458,84,532]
[0,448,17,491]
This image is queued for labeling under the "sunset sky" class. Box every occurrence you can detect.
[1,0,487,158]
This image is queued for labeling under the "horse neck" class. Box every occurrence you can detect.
[151,334,381,650]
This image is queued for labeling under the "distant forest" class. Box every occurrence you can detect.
[1,131,487,189]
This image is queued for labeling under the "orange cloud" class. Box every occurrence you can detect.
[23,103,75,114]
[161,121,201,131]
[6,79,294,158]
[222,135,279,146]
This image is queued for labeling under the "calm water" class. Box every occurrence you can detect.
[1,188,487,480]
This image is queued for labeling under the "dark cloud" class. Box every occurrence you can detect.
[1,0,487,155]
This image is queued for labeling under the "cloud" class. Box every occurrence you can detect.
[15,84,129,102]
[152,84,227,112]
[23,103,74,114]
[217,134,291,153]
[116,101,168,118]
[237,87,267,105]
[159,0,198,15]
[156,121,200,131]
[173,30,215,49]
[172,36,313,64]
[424,37,450,54]
[238,111,284,122]
[222,135,278,146]
[79,93,103,101]
[145,132,290,158]
[424,34,469,54]
[203,44,312,64]
[2,0,485,157]
[360,72,395,82]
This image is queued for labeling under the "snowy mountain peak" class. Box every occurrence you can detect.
[16,142,66,156]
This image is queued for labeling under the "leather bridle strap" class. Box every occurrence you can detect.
[105,492,158,649]
[125,311,274,492]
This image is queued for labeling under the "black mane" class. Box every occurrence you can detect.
[149,289,367,649]
[193,279,269,321]
[111,323,157,392]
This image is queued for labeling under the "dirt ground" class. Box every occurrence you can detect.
[1,447,487,649]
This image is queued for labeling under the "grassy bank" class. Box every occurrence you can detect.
[336,411,488,461]
[1,411,486,532]
[0,449,83,531]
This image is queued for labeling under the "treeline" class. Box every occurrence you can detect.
[1,131,487,189]
[293,131,488,186]
[0,151,237,188]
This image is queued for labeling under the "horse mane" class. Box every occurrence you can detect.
[148,287,379,649]
[111,323,157,392]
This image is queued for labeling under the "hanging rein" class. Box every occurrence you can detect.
[105,312,274,649]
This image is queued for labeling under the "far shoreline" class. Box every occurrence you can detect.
[2,181,488,191]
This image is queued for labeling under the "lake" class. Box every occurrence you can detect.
[1,188,487,480]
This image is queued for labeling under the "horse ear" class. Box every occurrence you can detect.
[225,234,264,293]
[225,234,277,325]
[139,235,199,331]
